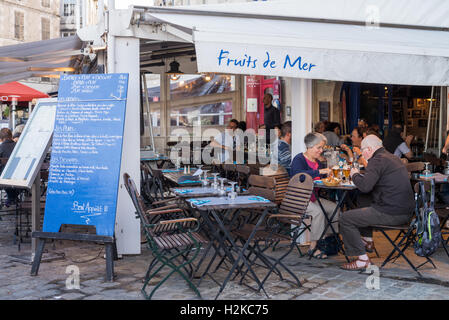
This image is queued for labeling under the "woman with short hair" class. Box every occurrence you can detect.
[290,132,339,259]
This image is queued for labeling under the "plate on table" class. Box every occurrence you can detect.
[322,177,341,187]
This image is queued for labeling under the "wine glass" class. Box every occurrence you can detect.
[202,170,209,186]
[218,178,227,196]
[228,181,238,200]
[423,162,431,176]
[212,173,220,190]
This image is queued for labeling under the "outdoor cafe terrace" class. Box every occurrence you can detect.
[1,158,449,301]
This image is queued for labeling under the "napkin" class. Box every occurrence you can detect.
[174,189,193,194]
[163,169,183,173]
[188,199,211,206]
[179,180,201,184]
[248,196,270,202]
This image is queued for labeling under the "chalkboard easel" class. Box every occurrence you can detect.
[30,73,128,282]
[31,230,118,281]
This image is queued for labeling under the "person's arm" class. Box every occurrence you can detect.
[340,144,354,161]
[443,134,449,154]
[352,146,368,167]
[351,156,382,193]
[290,155,328,179]
[400,143,413,159]
[403,136,414,159]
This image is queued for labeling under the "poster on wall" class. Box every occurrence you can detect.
[319,101,330,121]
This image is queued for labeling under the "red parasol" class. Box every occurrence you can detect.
[0,81,49,102]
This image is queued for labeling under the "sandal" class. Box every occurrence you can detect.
[340,258,371,271]
[307,249,328,260]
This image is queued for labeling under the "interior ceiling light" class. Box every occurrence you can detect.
[166,58,183,81]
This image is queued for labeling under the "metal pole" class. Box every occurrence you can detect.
[425,86,434,152]
[142,73,155,152]
[31,171,41,262]
[439,86,443,155]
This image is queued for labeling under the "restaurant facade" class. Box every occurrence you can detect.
[1,0,449,255]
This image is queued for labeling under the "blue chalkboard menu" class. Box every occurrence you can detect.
[43,74,128,237]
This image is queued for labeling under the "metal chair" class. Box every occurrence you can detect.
[372,181,445,277]
[231,173,314,293]
[236,165,251,190]
[123,173,208,300]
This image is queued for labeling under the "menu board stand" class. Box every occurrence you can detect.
[31,231,118,281]
[30,74,128,281]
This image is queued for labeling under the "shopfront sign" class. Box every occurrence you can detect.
[195,40,449,86]
[43,73,128,237]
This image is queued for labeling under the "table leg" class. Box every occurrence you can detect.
[312,190,349,261]
[212,207,270,300]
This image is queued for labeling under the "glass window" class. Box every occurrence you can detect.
[170,101,233,127]
[170,74,235,100]
[143,74,161,102]
[41,18,50,40]
[14,12,24,41]
[64,3,75,16]
[41,0,50,8]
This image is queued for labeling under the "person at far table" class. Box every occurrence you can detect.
[340,126,368,168]
[209,119,239,163]
[290,132,338,259]
[383,124,413,163]
[323,122,344,147]
[273,121,292,175]
[340,135,414,271]
[0,128,18,206]
[263,93,280,144]
[314,121,326,134]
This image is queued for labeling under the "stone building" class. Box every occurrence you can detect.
[0,0,60,46]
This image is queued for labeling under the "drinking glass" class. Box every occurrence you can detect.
[212,173,220,190]
[343,168,351,181]
[218,178,227,196]
[202,170,209,186]
[228,181,238,200]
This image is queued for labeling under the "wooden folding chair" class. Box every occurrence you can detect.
[123,173,208,300]
[231,173,314,291]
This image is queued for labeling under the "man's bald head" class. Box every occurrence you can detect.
[361,134,383,160]
[361,134,383,149]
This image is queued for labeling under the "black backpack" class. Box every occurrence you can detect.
[413,179,442,257]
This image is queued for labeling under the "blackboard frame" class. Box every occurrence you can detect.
[0,98,57,189]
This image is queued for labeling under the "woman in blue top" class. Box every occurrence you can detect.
[290,132,339,259]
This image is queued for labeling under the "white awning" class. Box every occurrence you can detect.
[135,0,449,85]
[0,36,83,85]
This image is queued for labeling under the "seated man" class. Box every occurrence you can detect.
[383,124,413,161]
[209,119,239,163]
[340,135,414,270]
[274,121,292,175]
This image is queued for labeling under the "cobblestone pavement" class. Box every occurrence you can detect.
[0,231,449,300]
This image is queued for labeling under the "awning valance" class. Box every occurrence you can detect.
[136,0,449,86]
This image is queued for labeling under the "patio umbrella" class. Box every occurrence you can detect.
[0,81,49,102]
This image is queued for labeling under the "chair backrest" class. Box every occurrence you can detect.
[248,172,289,204]
[406,162,425,172]
[123,173,150,226]
[278,173,314,216]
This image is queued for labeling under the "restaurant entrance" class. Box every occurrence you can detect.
[350,83,447,158]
